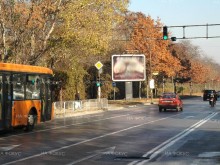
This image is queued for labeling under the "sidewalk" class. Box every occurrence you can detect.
[54,95,200,119]
[55,95,201,119]
[54,98,159,119]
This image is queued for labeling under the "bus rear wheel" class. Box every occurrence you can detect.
[25,111,37,131]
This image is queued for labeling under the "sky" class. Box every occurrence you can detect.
[128,0,220,64]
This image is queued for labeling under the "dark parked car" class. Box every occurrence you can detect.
[158,92,183,112]
[203,90,217,101]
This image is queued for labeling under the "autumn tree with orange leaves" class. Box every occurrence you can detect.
[123,12,182,79]
[170,41,213,84]
[190,60,210,83]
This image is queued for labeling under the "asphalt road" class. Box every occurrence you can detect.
[1,97,220,165]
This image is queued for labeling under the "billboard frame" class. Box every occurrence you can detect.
[112,54,146,82]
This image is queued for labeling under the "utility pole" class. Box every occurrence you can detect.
[149,44,153,104]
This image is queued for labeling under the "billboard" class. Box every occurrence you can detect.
[112,54,146,81]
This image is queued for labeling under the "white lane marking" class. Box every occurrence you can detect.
[184,116,195,119]
[66,146,116,165]
[2,114,180,165]
[198,152,220,158]
[133,112,218,165]
[0,114,130,140]
[128,160,139,165]
[128,105,137,108]
[0,145,20,152]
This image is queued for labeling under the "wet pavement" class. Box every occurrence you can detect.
[0,97,220,165]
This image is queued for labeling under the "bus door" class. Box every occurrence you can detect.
[2,75,12,129]
[41,77,52,121]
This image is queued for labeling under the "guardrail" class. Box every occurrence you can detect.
[53,98,108,118]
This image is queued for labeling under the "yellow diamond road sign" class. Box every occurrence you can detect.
[95,61,103,70]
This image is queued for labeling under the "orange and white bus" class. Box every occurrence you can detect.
[0,63,54,131]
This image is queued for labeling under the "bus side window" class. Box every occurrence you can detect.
[13,74,25,100]
[26,75,40,100]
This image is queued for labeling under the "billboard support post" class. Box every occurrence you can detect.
[139,81,142,99]
[125,82,133,100]
[112,54,146,100]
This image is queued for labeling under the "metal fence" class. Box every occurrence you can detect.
[53,98,108,118]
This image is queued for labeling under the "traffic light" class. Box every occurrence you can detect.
[171,37,177,41]
[163,26,168,40]
[96,81,100,87]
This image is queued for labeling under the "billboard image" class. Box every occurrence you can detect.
[112,54,146,81]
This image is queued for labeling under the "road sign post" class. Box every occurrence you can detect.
[95,61,103,101]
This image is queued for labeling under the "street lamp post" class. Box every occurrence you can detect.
[162,76,165,93]
[147,41,158,103]
[212,79,215,89]
[149,79,154,104]
[190,81,192,96]
[217,80,220,89]
[149,45,154,104]
[152,71,159,97]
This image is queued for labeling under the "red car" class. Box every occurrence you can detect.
[158,93,183,112]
